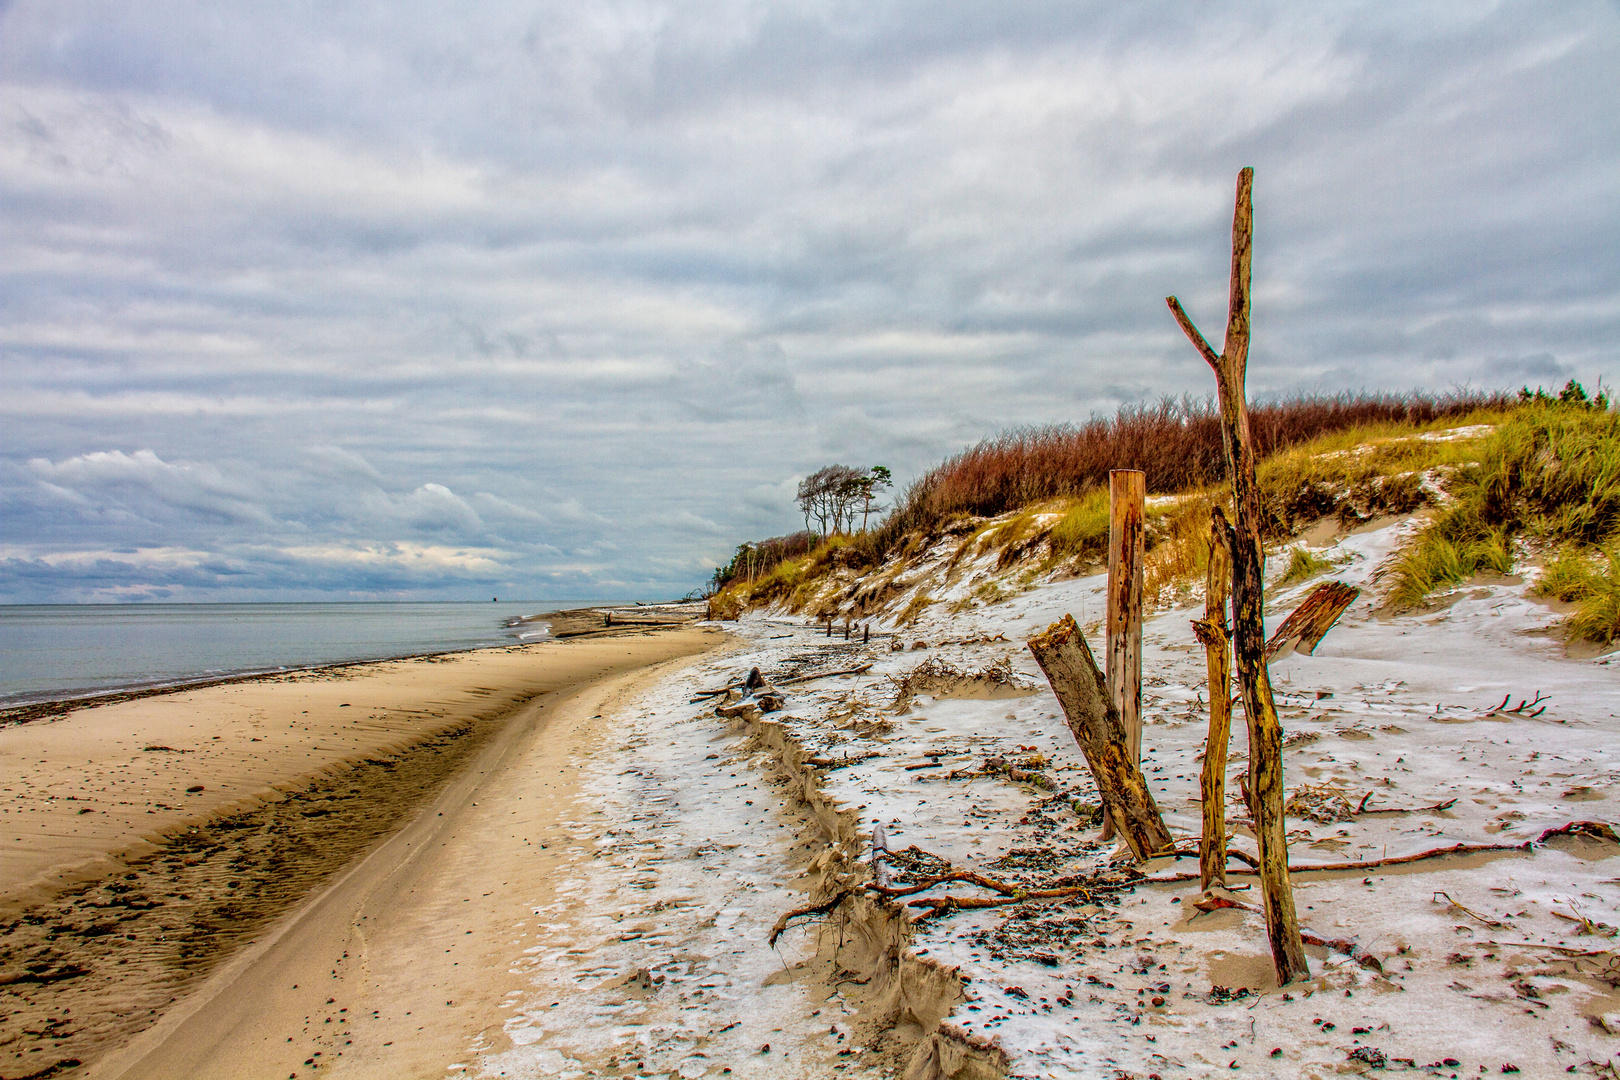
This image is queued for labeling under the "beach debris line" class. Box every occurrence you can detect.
[1264,580,1360,660]
[1166,165,1308,983]
[1026,613,1173,861]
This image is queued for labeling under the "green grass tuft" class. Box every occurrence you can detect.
[1571,574,1620,645]
[1533,547,1598,603]
[1278,545,1335,585]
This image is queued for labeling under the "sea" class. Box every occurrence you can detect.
[0,602,552,708]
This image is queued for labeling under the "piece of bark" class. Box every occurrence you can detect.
[1194,508,1235,889]
[1027,614,1174,861]
[1166,166,1308,984]
[1265,580,1359,660]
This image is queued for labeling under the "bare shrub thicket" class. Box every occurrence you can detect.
[844,390,1509,572]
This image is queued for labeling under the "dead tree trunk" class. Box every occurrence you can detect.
[1192,507,1234,890]
[1166,167,1308,984]
[1100,469,1145,843]
[1264,580,1359,660]
[1028,614,1174,861]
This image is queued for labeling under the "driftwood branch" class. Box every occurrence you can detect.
[695,662,873,698]
[1193,894,1382,972]
[1265,580,1359,660]
[777,663,874,686]
[1150,840,1536,883]
[1027,614,1174,861]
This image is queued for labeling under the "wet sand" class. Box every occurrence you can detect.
[0,627,726,1079]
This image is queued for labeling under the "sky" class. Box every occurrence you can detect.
[2,1,1618,605]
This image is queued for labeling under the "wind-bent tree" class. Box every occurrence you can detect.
[797,465,890,535]
[797,465,863,535]
[851,466,892,532]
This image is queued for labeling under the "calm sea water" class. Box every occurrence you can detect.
[0,603,550,707]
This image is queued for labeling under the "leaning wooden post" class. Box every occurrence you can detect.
[1028,615,1174,861]
[1192,507,1234,890]
[1166,167,1308,983]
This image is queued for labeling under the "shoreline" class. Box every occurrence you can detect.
[0,624,727,1076]
[0,602,705,726]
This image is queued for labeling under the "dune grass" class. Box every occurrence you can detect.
[1049,489,1112,560]
[1387,399,1620,632]
[1532,546,1620,645]
[1278,545,1337,586]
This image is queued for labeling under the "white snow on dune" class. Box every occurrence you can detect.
[470,520,1620,1079]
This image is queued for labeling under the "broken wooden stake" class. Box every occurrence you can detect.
[1108,469,1146,765]
[1265,580,1359,660]
[1193,507,1235,890]
[1100,469,1145,844]
[1027,614,1174,861]
[1166,166,1308,984]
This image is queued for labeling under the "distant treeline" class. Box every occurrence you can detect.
[711,388,1512,590]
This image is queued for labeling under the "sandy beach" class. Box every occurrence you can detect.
[0,625,727,1078]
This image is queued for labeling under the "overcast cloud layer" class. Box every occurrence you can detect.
[3,1,1618,604]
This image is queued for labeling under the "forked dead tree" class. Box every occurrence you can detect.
[1166,167,1308,983]
[1191,508,1234,890]
[1028,614,1173,861]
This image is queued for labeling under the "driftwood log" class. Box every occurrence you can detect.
[1027,614,1173,861]
[1167,166,1308,983]
[1265,580,1360,660]
[1192,508,1235,890]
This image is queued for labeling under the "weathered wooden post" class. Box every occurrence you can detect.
[1099,470,1145,843]
[1192,508,1234,890]
[1107,470,1146,762]
[1166,167,1308,983]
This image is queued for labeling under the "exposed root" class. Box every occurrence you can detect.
[768,889,855,947]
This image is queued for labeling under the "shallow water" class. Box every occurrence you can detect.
[0,602,548,706]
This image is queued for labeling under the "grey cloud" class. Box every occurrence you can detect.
[1,1,1617,602]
